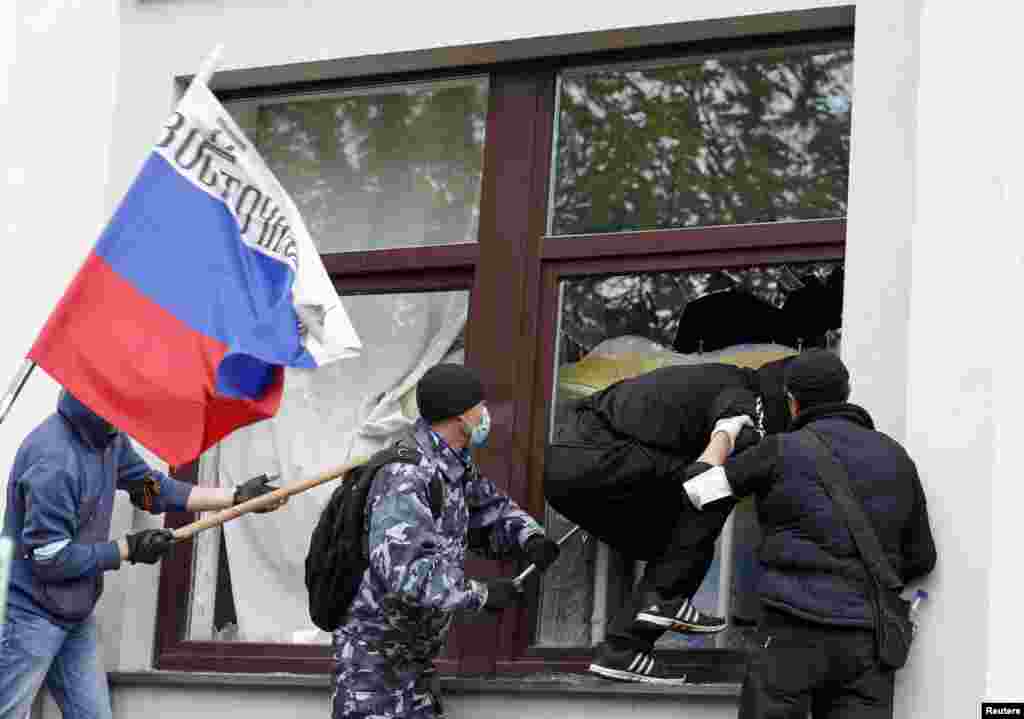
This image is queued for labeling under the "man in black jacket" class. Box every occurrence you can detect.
[545,359,793,683]
[682,350,937,718]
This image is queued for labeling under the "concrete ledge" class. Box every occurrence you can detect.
[110,671,329,690]
[445,674,741,698]
[109,671,741,698]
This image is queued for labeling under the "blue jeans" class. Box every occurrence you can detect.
[0,604,112,719]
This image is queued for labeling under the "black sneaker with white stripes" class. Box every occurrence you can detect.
[635,596,727,633]
[588,644,687,685]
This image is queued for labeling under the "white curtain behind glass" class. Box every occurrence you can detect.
[200,290,468,643]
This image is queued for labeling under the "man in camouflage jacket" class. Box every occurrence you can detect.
[332,364,560,719]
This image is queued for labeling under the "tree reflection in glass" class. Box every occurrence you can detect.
[551,47,853,235]
[228,79,488,253]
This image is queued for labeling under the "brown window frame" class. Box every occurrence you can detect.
[156,26,852,676]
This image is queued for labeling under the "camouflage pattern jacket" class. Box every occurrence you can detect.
[336,419,542,666]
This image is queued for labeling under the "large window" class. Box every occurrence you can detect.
[551,47,852,234]
[157,31,852,678]
[536,262,843,655]
[184,290,468,645]
[230,78,488,253]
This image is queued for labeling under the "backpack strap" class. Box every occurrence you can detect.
[392,431,444,521]
[428,474,445,520]
[358,439,445,558]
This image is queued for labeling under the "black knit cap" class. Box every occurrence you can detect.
[416,363,485,424]
[784,349,850,407]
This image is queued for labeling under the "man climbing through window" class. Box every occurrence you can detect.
[545,357,793,684]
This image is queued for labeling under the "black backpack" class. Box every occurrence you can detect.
[305,439,442,632]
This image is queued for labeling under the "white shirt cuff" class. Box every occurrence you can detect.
[683,466,734,510]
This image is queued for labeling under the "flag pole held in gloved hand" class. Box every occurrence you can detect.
[171,458,367,541]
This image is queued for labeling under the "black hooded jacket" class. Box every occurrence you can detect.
[543,359,793,557]
[577,357,793,454]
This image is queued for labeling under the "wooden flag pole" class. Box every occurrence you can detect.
[193,43,225,88]
[0,359,37,426]
[171,457,367,541]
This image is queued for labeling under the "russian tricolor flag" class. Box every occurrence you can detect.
[29,79,361,465]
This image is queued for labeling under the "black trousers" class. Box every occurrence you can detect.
[605,496,736,651]
[739,608,894,719]
[546,406,736,652]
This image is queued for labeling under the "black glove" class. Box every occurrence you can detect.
[124,529,175,565]
[523,535,561,573]
[482,578,524,611]
[708,387,758,425]
[234,474,278,513]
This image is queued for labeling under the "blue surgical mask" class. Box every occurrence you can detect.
[463,405,491,448]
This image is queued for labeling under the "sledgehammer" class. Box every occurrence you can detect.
[512,524,582,590]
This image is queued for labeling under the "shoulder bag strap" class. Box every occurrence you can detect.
[795,428,903,592]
